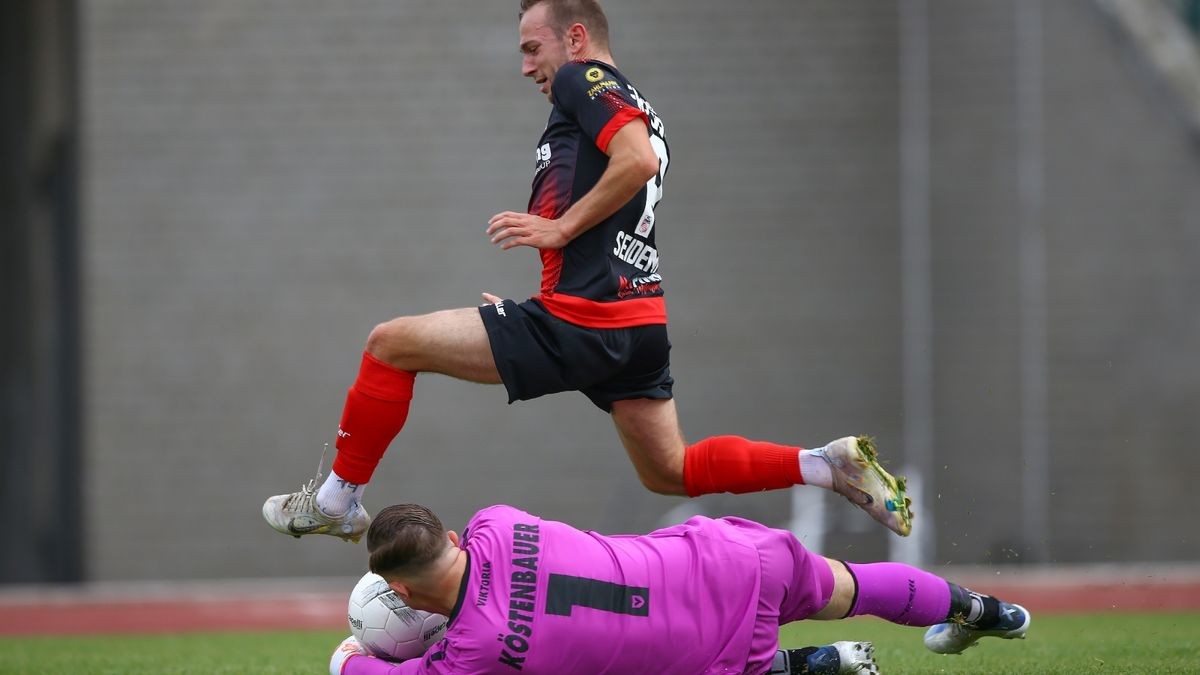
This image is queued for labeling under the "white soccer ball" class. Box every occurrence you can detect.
[347,572,448,661]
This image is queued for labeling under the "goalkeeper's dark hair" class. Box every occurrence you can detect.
[519,0,610,48]
[367,504,449,578]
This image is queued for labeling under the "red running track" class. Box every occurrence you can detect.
[0,594,348,636]
[2,571,1199,636]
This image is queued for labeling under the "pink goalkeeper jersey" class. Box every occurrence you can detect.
[347,504,769,675]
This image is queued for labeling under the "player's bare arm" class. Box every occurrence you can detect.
[486,118,658,250]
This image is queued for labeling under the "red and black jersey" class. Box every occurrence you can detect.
[528,60,669,329]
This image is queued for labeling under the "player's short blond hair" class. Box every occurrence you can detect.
[520,0,610,48]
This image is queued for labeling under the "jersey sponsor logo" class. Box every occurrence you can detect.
[616,273,663,299]
[585,66,604,82]
[585,79,620,100]
[498,522,541,670]
[612,230,660,273]
[476,560,493,607]
[534,143,551,175]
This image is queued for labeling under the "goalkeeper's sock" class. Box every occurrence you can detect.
[682,436,803,496]
[843,561,952,626]
[768,646,839,675]
[946,583,1004,629]
[322,351,415,512]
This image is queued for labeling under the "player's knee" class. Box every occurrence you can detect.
[365,318,414,365]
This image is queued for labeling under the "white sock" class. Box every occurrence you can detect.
[799,447,834,489]
[316,470,366,517]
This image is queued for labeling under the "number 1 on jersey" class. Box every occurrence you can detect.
[545,573,650,617]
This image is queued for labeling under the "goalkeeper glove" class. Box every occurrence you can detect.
[330,635,368,675]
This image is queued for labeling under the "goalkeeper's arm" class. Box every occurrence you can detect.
[331,635,877,675]
[330,637,435,675]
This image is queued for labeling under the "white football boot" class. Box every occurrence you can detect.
[924,602,1031,654]
[813,436,914,537]
[262,448,370,543]
[832,641,880,674]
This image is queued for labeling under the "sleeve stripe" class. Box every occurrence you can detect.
[596,106,650,154]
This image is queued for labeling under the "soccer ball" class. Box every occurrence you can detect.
[347,572,448,661]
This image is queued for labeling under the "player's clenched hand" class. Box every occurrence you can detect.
[329,635,368,675]
[487,211,570,250]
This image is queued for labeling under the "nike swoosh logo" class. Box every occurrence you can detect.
[850,487,874,505]
[288,521,324,534]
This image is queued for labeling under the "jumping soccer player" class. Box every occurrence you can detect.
[327,503,1029,674]
[264,0,913,543]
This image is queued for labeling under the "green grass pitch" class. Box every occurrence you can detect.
[0,612,1197,674]
[779,612,1200,674]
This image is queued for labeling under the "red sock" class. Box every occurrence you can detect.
[330,352,416,484]
[682,435,804,497]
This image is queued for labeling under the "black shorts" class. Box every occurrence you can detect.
[478,298,674,412]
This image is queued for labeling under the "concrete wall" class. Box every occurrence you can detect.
[82,0,1200,580]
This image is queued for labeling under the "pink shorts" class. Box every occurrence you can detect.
[716,517,835,673]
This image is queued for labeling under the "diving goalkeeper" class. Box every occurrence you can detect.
[329,503,1029,674]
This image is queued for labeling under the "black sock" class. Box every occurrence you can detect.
[946,582,1002,629]
[769,646,841,675]
[792,646,840,674]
